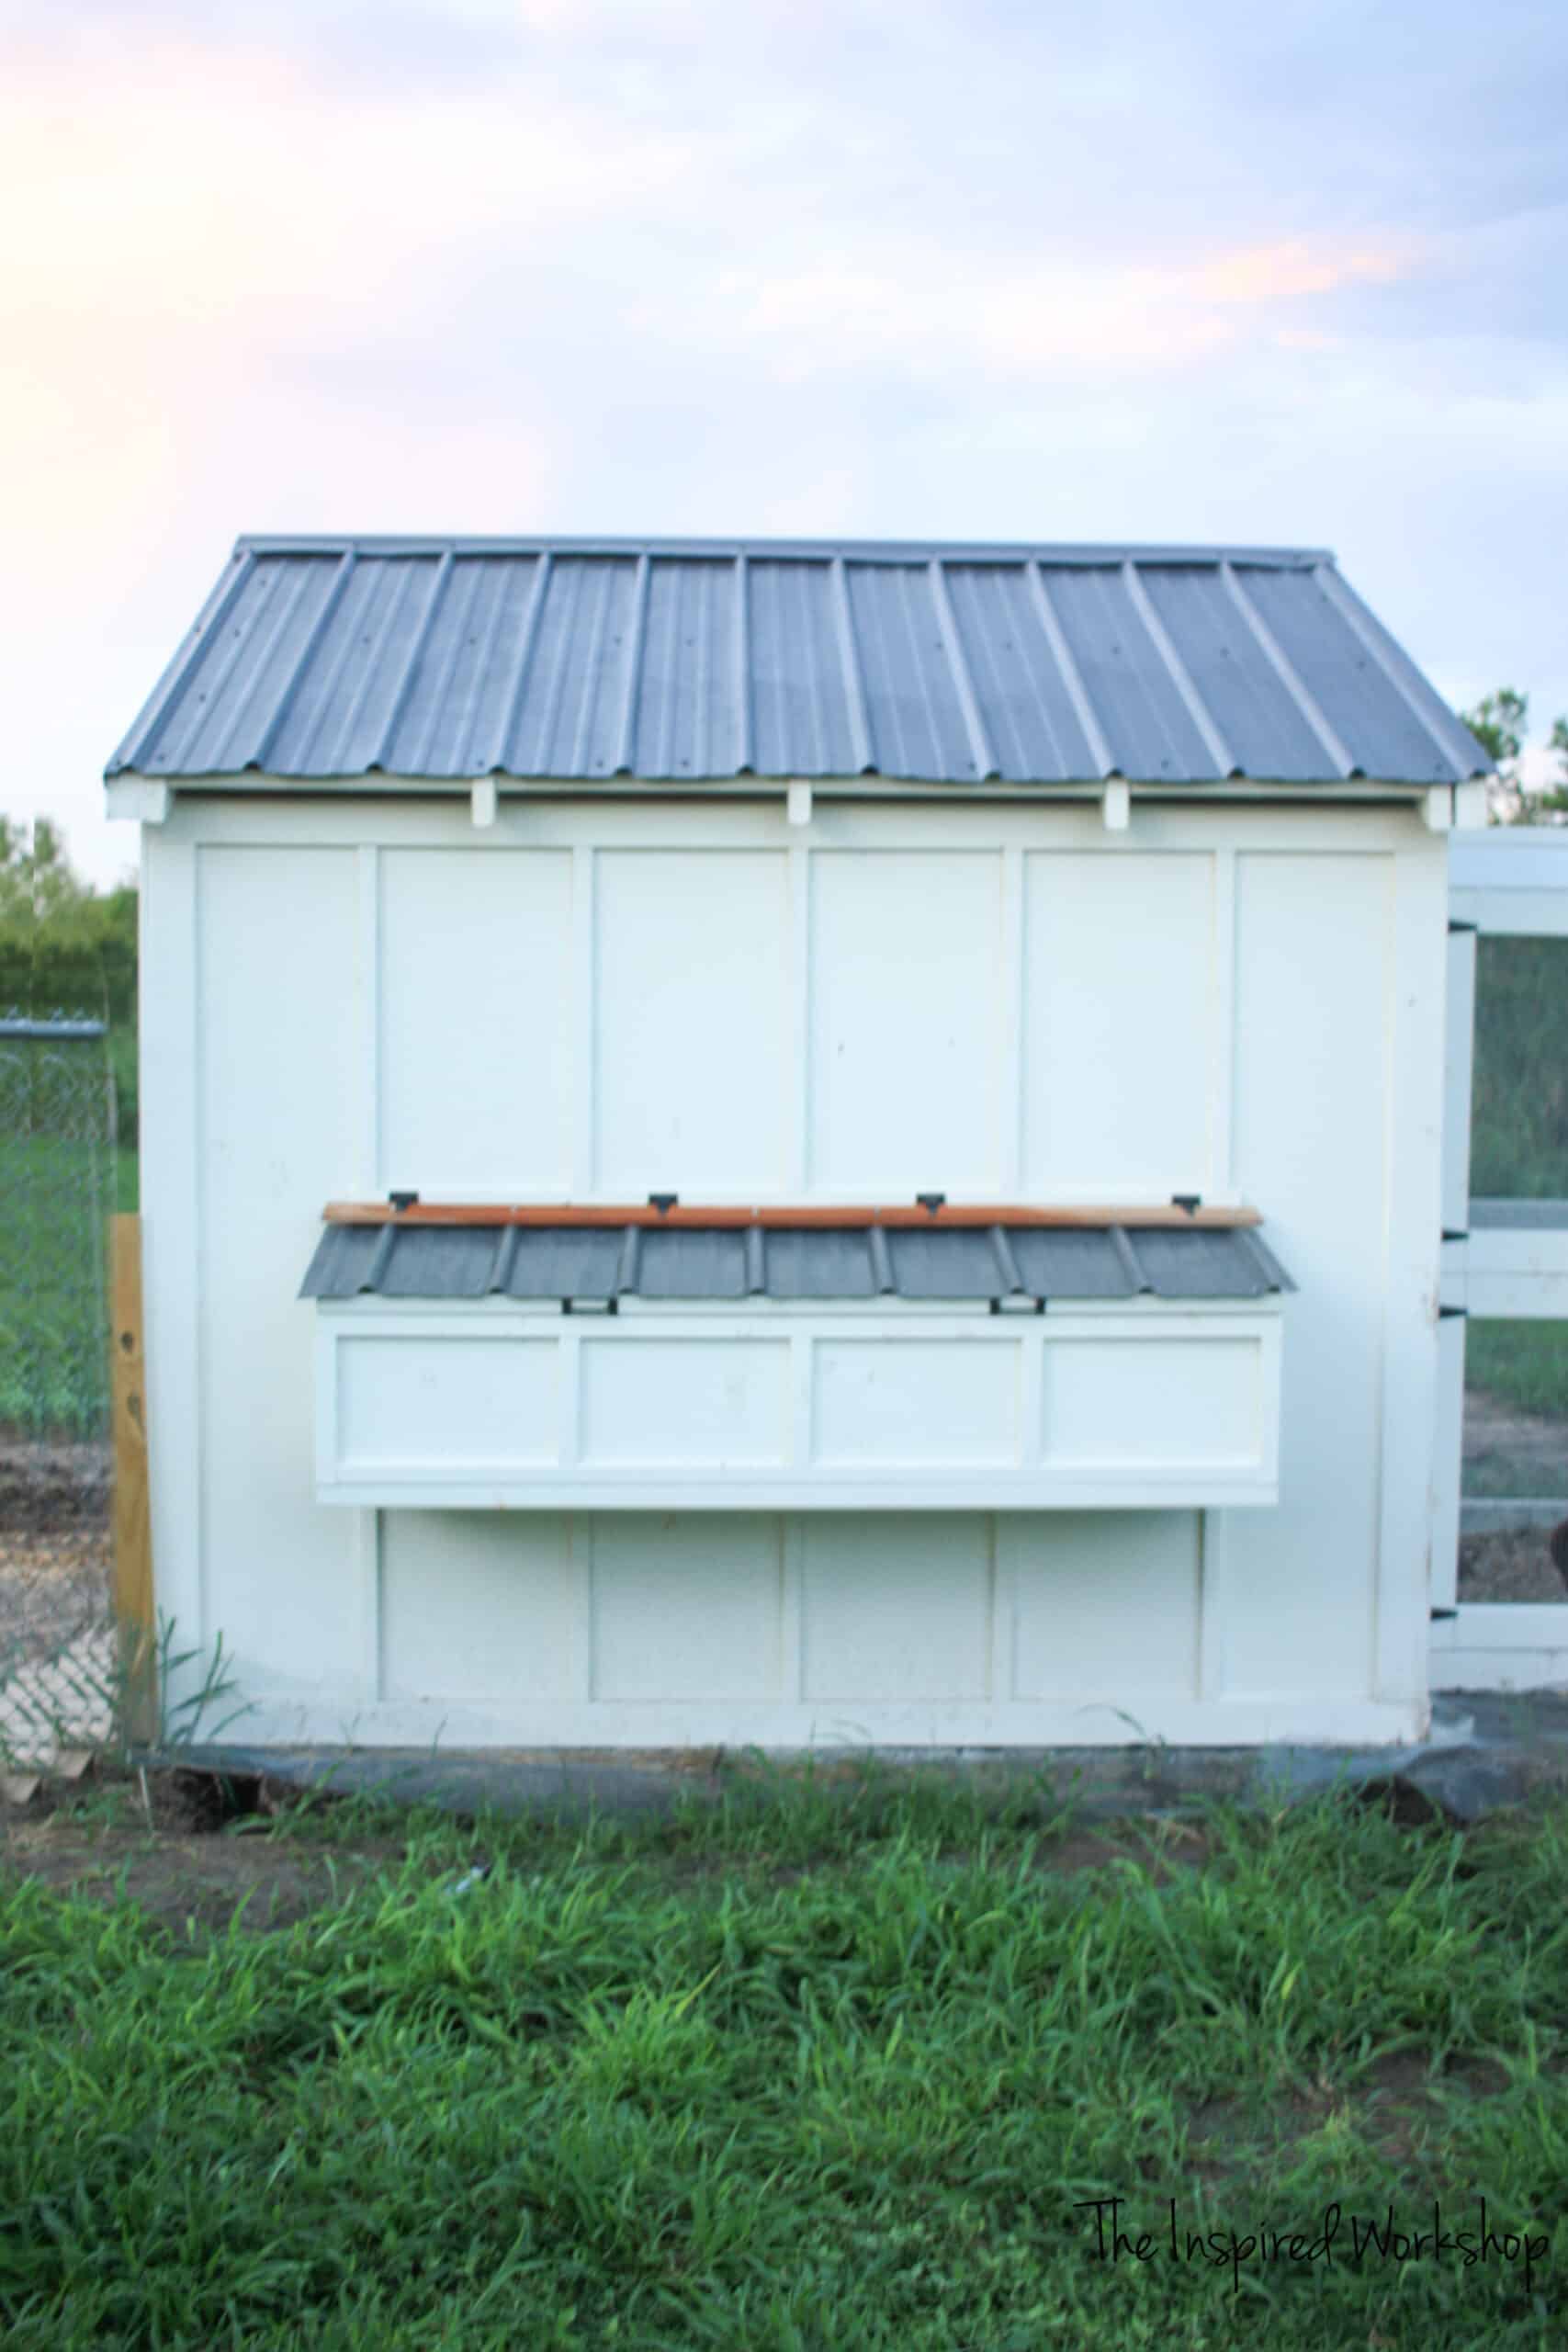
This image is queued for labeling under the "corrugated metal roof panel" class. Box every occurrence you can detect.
[761,1228,880,1298]
[299,1220,1294,1304]
[503,1228,625,1298]
[109,536,1489,790]
[1006,1229,1137,1297]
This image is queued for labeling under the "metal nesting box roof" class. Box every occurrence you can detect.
[109,536,1487,790]
[300,1219,1294,1305]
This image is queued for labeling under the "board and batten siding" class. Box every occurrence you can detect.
[137,797,1447,1747]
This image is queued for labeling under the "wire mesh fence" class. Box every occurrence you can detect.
[0,1015,118,1767]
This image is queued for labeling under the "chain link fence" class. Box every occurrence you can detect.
[0,1015,118,1767]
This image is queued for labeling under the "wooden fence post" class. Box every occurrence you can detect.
[110,1214,157,1745]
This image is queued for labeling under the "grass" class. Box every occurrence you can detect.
[1471,937,1568,1202]
[2,1770,1566,2347]
[1466,1323,1568,1425]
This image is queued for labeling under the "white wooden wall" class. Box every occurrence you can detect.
[137,796,1449,1747]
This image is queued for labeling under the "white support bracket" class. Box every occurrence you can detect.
[470,779,498,829]
[105,780,172,824]
[1101,780,1130,832]
[1453,780,1488,830]
[786,782,813,828]
[1422,786,1454,833]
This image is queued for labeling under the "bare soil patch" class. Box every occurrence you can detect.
[1460,1524,1568,1605]
[1183,2047,1516,2178]
[0,1767,410,1937]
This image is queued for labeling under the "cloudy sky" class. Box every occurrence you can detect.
[6,0,1566,884]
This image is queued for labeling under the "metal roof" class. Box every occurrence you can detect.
[109,536,1487,790]
[300,1219,1293,1305]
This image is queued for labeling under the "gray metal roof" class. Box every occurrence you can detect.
[300,1220,1293,1305]
[110,536,1486,790]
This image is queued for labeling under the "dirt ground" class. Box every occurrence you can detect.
[0,1771,1242,1943]
[1461,1386,1568,1506]
[1460,1386,1568,1604]
[0,1766,413,1935]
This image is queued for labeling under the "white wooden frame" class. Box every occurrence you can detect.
[1433,829,1568,1690]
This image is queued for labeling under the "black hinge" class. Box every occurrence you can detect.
[1430,1606,1459,1622]
[916,1193,946,1215]
[388,1190,419,1211]
[1448,919,1478,933]
[1441,1229,1469,1243]
[1171,1193,1201,1216]
[648,1193,678,1216]
[1438,1304,1468,1319]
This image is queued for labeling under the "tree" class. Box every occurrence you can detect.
[1460,689,1568,825]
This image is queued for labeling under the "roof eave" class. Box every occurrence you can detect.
[104,768,1478,799]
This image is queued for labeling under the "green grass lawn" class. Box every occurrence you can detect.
[1466,1323,1568,1424]
[3,1770,1566,2348]
[1471,938,1568,1201]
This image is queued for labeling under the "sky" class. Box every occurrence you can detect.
[5,0,1567,886]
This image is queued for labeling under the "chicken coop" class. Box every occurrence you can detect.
[105,535,1489,1751]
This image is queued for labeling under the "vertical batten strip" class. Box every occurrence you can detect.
[732,553,752,773]
[999,845,1024,1193]
[928,560,998,779]
[612,552,650,776]
[1219,560,1354,777]
[781,1518,806,1700]
[360,1508,383,1706]
[250,549,356,772]
[489,551,552,773]
[1121,560,1236,778]
[138,838,204,1676]
[355,845,381,1194]
[1028,564,1114,777]
[188,846,211,1654]
[1196,1513,1228,1701]
[829,557,876,775]
[788,843,811,1193]
[1209,850,1236,1201]
[571,845,596,1193]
